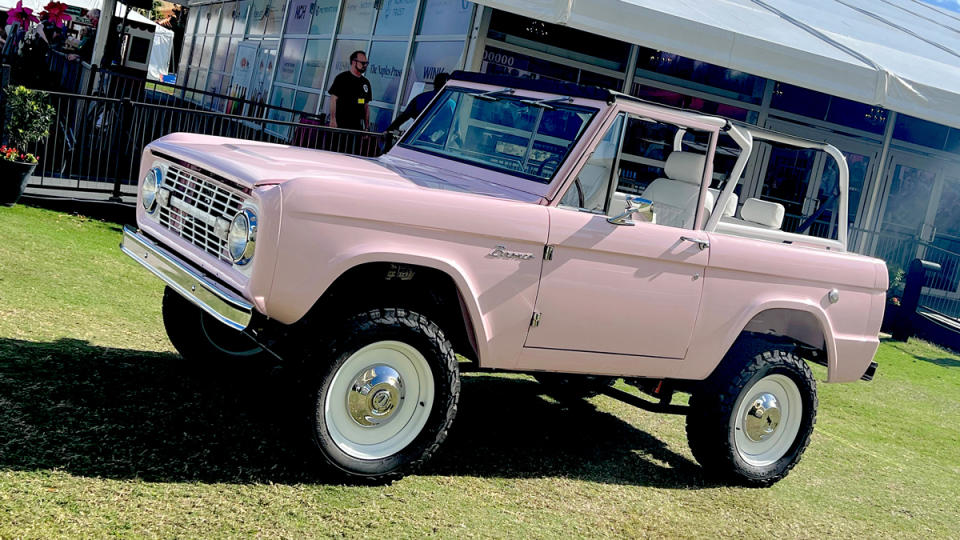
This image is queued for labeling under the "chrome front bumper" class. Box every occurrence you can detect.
[120,226,253,330]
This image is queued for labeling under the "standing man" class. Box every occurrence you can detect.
[328,50,372,130]
[386,72,449,132]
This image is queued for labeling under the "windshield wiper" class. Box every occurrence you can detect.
[474,88,515,102]
[519,96,574,110]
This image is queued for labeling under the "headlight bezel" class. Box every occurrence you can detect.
[141,165,164,214]
[227,207,257,265]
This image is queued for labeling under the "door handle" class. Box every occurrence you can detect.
[680,236,710,250]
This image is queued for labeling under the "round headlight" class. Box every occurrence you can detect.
[227,208,257,265]
[142,167,162,213]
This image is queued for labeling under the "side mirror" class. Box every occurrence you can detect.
[608,196,653,226]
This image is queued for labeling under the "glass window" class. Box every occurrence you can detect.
[560,114,625,212]
[195,5,210,34]
[248,0,269,34]
[402,40,464,106]
[264,0,286,34]
[339,0,376,34]
[820,151,869,227]
[771,82,830,119]
[276,38,306,84]
[374,0,417,36]
[946,129,960,154]
[269,86,295,114]
[487,10,630,72]
[401,88,597,183]
[199,37,213,68]
[369,104,395,131]
[208,4,224,33]
[481,46,578,82]
[310,0,339,34]
[633,48,764,103]
[631,84,751,121]
[225,38,240,73]
[368,40,405,103]
[327,39,368,90]
[230,1,249,34]
[299,39,331,88]
[294,90,321,113]
[825,97,886,135]
[894,114,949,150]
[418,0,473,36]
[211,38,228,72]
[285,0,313,34]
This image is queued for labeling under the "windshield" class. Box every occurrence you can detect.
[400,87,597,183]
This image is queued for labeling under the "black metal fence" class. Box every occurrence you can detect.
[850,227,960,319]
[4,50,394,203]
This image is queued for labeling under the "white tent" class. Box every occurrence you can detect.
[0,0,174,79]
[472,0,960,129]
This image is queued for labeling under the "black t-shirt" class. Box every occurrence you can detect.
[328,71,372,130]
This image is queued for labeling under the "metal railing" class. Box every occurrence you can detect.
[848,227,960,319]
[19,90,392,201]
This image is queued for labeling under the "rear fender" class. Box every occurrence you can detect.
[712,300,837,379]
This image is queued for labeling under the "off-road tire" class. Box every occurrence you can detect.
[686,338,817,487]
[306,308,459,483]
[534,373,615,401]
[161,286,267,364]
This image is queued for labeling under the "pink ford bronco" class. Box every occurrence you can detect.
[121,71,886,486]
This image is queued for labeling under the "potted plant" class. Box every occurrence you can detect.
[1,85,55,206]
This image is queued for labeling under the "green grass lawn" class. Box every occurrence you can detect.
[1,204,958,538]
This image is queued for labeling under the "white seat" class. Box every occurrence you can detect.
[708,188,738,218]
[641,152,713,229]
[737,198,785,229]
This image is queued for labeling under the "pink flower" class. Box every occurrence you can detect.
[42,1,72,28]
[5,1,40,27]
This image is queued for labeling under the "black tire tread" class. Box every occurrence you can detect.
[686,337,818,487]
[310,307,459,484]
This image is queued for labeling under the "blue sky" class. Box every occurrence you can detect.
[921,0,960,13]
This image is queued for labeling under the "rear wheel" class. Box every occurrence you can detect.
[306,308,459,482]
[686,340,817,487]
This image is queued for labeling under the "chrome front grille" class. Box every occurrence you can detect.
[157,165,248,262]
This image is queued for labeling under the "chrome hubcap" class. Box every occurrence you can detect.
[744,392,781,442]
[347,365,405,427]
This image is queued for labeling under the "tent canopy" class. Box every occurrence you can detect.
[474,0,960,129]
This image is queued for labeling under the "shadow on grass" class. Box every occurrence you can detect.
[0,337,711,489]
[887,341,960,368]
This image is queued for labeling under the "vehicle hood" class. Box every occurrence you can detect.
[148,133,543,203]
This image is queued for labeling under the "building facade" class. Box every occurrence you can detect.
[178,0,960,305]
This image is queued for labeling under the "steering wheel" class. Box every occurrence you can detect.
[535,157,561,177]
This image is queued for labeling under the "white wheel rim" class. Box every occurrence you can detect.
[733,374,803,467]
[324,340,434,460]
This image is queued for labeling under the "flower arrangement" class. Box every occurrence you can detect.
[42,1,72,28]
[0,146,38,164]
[3,0,40,27]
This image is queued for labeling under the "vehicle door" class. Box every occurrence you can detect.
[524,112,714,359]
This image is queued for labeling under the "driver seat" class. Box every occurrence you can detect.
[640,152,714,229]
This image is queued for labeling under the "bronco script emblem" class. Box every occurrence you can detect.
[489,245,534,260]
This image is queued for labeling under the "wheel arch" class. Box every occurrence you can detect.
[305,252,488,364]
[712,301,837,380]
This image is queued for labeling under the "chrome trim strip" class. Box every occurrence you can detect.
[120,226,253,330]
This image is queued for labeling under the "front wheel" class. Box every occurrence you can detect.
[162,286,267,364]
[686,341,817,487]
[307,308,459,482]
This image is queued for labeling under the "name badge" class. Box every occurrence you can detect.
[358,98,366,104]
